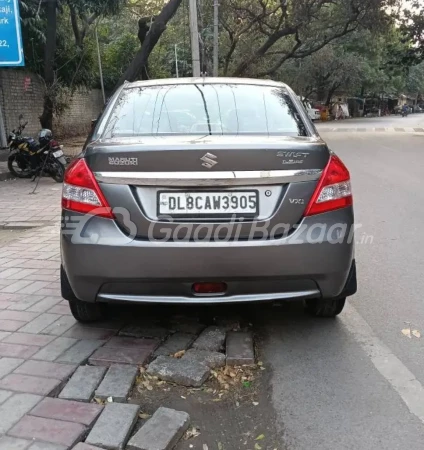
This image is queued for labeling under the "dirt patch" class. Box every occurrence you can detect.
[130,355,281,449]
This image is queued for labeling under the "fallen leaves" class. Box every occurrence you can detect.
[139,412,151,420]
[136,371,169,393]
[401,323,421,339]
[184,426,201,440]
[173,350,186,358]
[402,328,411,338]
[208,366,256,400]
[255,434,265,440]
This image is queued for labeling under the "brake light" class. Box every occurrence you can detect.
[304,154,352,216]
[62,159,113,219]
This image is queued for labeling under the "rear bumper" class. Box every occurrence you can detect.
[61,207,355,303]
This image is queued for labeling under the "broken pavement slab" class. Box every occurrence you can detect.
[147,356,210,387]
[226,331,255,366]
[182,348,225,368]
[85,402,140,450]
[59,366,106,402]
[154,332,195,357]
[192,326,226,352]
[95,364,138,403]
[127,407,190,450]
[88,346,153,367]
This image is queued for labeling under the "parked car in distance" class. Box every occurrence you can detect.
[61,78,356,323]
[298,96,321,121]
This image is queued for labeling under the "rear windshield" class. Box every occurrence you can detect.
[103,83,308,137]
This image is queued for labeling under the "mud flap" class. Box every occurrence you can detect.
[339,259,357,298]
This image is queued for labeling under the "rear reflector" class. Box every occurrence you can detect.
[62,159,113,219]
[193,282,227,295]
[305,154,352,216]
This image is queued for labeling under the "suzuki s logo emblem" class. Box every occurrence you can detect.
[200,152,218,169]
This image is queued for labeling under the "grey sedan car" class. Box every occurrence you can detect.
[61,78,356,322]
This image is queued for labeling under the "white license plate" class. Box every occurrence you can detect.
[158,191,259,216]
[53,150,64,157]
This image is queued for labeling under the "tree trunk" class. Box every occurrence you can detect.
[40,0,57,130]
[325,84,340,107]
[115,0,182,89]
[232,27,297,77]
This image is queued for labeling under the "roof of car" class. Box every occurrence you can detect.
[123,77,291,90]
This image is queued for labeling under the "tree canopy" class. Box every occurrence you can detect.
[16,0,424,128]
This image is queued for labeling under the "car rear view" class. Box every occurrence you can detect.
[60,78,356,322]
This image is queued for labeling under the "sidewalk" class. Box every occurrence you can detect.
[0,178,258,449]
[0,179,136,449]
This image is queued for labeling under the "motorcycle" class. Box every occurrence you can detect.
[401,109,408,117]
[7,116,67,182]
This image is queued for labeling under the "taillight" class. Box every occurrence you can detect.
[304,154,352,216]
[62,159,113,219]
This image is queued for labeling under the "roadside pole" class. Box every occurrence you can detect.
[174,44,179,78]
[189,0,201,77]
[95,26,106,104]
[213,0,219,77]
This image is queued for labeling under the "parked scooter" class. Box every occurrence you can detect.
[7,115,66,182]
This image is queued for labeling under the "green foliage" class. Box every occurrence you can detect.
[101,32,140,91]
[18,0,424,106]
[72,0,124,15]
[21,4,97,89]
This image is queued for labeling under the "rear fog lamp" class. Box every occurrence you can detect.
[193,282,227,295]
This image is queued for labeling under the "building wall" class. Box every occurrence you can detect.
[54,89,105,137]
[0,69,45,138]
[0,69,104,142]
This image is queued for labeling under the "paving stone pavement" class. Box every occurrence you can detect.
[127,407,190,450]
[0,179,255,449]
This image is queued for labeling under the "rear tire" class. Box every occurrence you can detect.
[305,297,346,318]
[61,265,105,322]
[69,298,106,323]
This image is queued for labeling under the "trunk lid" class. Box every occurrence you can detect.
[84,135,329,240]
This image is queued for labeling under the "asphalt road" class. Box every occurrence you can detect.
[261,114,424,449]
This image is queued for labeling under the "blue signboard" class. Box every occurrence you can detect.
[0,0,24,66]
